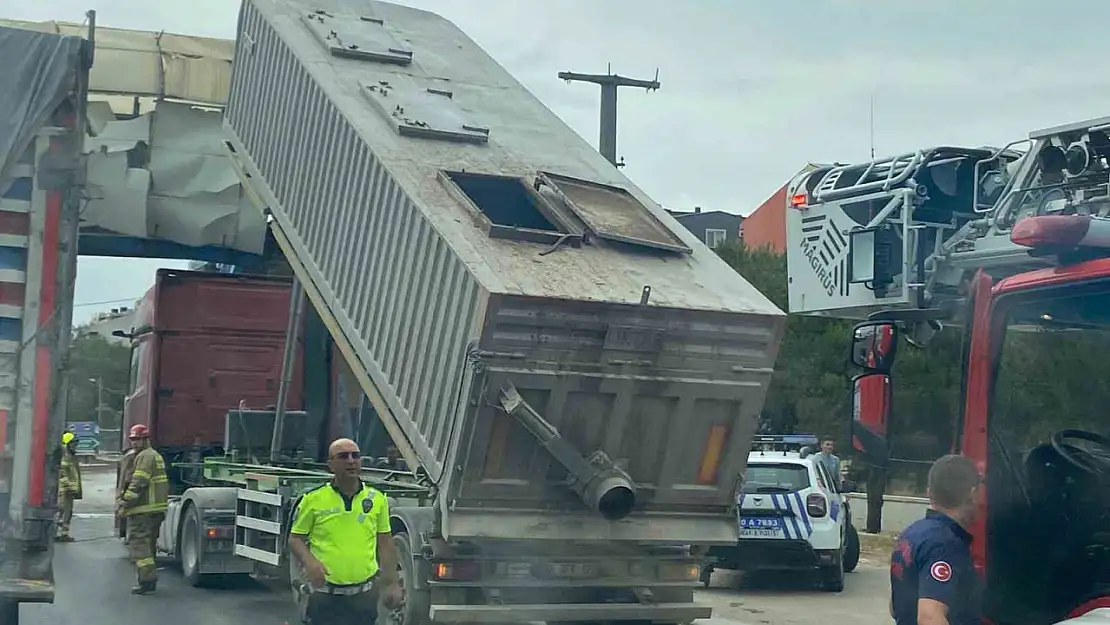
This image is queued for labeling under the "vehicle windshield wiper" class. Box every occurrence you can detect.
[751,486,793,493]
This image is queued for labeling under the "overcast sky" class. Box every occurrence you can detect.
[9,0,1110,323]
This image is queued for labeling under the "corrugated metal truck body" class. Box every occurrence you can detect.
[0,24,87,613]
[223,0,784,548]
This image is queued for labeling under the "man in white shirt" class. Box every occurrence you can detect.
[816,438,841,484]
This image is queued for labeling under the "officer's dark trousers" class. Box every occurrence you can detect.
[306,589,378,625]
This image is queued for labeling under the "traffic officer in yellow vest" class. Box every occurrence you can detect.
[56,431,82,542]
[289,438,403,624]
[116,424,169,594]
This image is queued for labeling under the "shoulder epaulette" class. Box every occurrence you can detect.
[301,483,330,498]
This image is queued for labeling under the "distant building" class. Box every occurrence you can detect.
[742,164,822,254]
[78,307,136,345]
[742,186,787,253]
[666,207,743,248]
[188,260,237,273]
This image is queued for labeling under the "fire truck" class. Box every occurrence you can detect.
[786,116,1110,625]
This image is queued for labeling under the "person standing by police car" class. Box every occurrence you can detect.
[289,438,404,624]
[890,454,983,625]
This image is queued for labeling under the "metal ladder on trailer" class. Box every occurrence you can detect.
[216,459,432,569]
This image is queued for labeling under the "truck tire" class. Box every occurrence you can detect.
[181,504,209,587]
[699,563,714,588]
[390,532,430,625]
[843,524,861,573]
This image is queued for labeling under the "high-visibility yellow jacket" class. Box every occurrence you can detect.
[120,447,169,516]
[59,449,82,500]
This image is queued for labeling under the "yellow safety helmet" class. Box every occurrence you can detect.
[61,431,76,446]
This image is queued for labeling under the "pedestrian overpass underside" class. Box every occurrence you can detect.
[0,19,272,270]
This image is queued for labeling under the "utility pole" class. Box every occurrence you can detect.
[89,377,103,424]
[558,64,660,167]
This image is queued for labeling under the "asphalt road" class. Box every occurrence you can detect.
[14,466,891,625]
[19,466,297,625]
[697,556,890,625]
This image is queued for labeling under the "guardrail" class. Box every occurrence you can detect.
[845,493,928,535]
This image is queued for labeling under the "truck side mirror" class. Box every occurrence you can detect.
[851,372,891,466]
[850,321,899,372]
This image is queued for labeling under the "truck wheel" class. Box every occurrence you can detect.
[843,524,860,573]
[181,504,207,587]
[700,564,713,588]
[390,532,430,625]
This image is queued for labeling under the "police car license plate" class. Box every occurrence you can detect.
[739,517,785,539]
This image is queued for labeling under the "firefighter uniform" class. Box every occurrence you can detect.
[119,438,169,594]
[290,482,391,624]
[890,510,981,625]
[56,432,82,542]
[115,446,138,538]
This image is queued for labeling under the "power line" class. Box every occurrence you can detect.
[72,297,142,308]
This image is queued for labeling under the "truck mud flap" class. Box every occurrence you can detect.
[429,602,712,623]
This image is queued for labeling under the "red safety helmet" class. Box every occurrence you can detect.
[128,424,150,440]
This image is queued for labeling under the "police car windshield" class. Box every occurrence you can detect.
[742,463,810,494]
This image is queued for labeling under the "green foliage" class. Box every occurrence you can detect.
[65,332,131,428]
[714,241,958,468]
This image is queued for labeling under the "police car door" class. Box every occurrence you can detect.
[737,462,812,541]
[813,460,846,530]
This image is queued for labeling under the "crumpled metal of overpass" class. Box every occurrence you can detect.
[0,19,268,268]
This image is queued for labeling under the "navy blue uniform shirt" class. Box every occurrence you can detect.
[890,510,981,625]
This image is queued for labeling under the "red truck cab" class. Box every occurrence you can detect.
[118,269,304,489]
[852,215,1110,625]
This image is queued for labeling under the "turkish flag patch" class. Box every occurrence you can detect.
[930,561,952,583]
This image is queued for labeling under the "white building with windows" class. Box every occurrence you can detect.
[78,307,137,345]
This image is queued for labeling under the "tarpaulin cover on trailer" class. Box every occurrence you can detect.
[0,24,84,197]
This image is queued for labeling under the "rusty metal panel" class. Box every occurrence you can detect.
[441,295,780,541]
[222,0,785,512]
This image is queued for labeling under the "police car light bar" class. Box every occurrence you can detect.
[751,434,819,453]
[1011,215,1110,250]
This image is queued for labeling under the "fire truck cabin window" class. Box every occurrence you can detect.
[987,287,1110,624]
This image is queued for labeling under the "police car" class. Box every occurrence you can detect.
[702,435,861,592]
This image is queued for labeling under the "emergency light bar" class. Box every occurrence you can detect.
[1011,214,1110,251]
[751,434,820,454]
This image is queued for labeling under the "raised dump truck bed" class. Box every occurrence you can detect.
[223,0,784,545]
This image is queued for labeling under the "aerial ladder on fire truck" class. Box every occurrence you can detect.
[786,115,1110,625]
[784,114,1110,517]
[784,116,1110,329]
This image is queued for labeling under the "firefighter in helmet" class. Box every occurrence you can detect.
[56,431,82,542]
[116,424,169,594]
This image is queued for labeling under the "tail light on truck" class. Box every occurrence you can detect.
[806,493,828,518]
[433,561,481,581]
[658,563,702,582]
